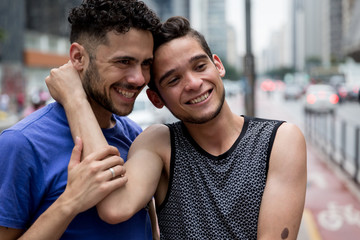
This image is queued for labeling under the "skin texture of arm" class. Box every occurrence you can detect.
[0,138,127,240]
[96,124,166,223]
[45,61,109,157]
[46,61,165,227]
[257,123,307,240]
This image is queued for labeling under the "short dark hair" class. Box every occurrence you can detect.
[68,0,160,53]
[149,16,213,90]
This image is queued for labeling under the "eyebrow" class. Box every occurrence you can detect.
[111,55,137,62]
[158,54,209,85]
[111,56,153,63]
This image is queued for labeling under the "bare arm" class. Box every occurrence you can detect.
[0,138,127,240]
[45,61,108,157]
[96,125,165,223]
[257,123,307,240]
[46,61,164,223]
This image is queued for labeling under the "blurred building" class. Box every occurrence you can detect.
[148,0,241,76]
[143,0,190,20]
[0,0,81,113]
[259,0,349,79]
[343,0,360,62]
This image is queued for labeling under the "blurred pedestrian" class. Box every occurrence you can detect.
[0,93,9,112]
[16,92,25,114]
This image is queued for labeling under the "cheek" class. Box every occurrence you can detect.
[143,69,151,84]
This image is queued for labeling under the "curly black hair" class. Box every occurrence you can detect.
[68,0,160,49]
[148,16,213,91]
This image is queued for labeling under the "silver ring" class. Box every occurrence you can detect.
[109,167,115,179]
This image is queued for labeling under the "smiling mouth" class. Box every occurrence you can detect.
[188,91,210,104]
[116,88,135,99]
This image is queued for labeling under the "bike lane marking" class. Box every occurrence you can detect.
[303,208,322,240]
[306,145,360,240]
[317,201,360,231]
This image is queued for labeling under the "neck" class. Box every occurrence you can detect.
[183,101,244,156]
[88,98,114,129]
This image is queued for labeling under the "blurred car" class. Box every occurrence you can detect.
[304,84,339,114]
[346,83,360,102]
[334,83,348,103]
[260,79,276,94]
[283,84,303,100]
[223,79,243,97]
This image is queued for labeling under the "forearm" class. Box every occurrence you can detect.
[64,98,108,158]
[18,195,79,240]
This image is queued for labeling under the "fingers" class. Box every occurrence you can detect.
[105,163,126,181]
[82,145,121,163]
[68,136,83,169]
[81,146,126,181]
[104,174,128,191]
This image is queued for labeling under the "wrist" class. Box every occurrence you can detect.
[63,95,90,112]
[55,193,82,218]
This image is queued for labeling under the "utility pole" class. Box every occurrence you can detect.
[244,0,255,116]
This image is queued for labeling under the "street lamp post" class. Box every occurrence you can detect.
[244,0,255,117]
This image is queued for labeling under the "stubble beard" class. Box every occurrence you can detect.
[82,60,134,117]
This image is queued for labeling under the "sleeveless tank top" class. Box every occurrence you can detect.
[157,116,284,239]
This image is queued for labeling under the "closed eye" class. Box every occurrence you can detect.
[195,63,206,71]
[168,77,180,85]
[117,59,131,65]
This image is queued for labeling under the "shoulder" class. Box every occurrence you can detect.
[137,124,170,144]
[8,102,64,132]
[113,115,142,136]
[130,124,171,155]
[275,122,305,147]
[269,122,307,177]
[245,115,284,130]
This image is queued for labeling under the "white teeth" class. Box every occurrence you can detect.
[190,92,209,104]
[118,89,135,98]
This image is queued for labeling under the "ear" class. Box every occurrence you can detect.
[146,88,165,109]
[69,43,88,71]
[212,54,226,78]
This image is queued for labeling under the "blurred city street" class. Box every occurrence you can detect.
[253,87,360,240]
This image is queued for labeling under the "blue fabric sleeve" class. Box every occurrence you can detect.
[0,130,44,229]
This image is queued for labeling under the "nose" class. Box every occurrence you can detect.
[184,72,203,91]
[127,65,147,87]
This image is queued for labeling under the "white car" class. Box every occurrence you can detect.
[304,84,339,114]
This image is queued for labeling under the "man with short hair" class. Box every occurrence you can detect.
[0,0,160,239]
[47,16,307,239]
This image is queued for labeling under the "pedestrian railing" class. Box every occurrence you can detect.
[305,111,360,186]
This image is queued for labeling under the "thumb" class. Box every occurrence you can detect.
[68,136,83,169]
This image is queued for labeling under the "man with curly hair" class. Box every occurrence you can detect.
[0,0,160,239]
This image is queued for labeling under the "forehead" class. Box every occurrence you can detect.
[96,29,154,59]
[154,36,203,61]
[153,36,207,73]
